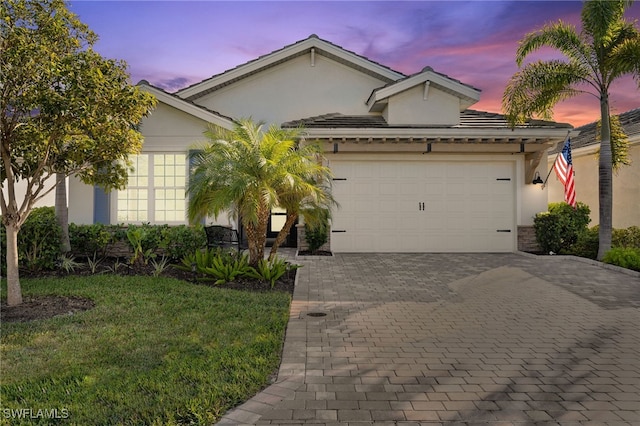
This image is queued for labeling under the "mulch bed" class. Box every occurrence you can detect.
[1,258,296,323]
[2,295,96,323]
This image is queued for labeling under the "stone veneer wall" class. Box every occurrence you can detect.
[518,225,541,253]
[295,223,331,252]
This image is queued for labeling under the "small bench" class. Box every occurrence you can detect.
[204,225,245,250]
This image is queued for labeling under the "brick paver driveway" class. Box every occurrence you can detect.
[219,253,640,425]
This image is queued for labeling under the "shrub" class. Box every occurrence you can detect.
[304,209,330,253]
[570,226,599,259]
[534,202,591,254]
[613,226,640,249]
[18,207,62,271]
[602,247,640,271]
[69,223,113,258]
[162,224,206,262]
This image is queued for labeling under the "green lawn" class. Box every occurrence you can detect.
[1,275,291,425]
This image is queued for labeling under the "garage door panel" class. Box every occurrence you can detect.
[330,160,515,253]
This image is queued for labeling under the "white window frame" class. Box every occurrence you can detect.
[111,152,188,225]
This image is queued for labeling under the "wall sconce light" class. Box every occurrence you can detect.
[532,171,544,185]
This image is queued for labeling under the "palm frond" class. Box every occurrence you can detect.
[516,21,590,67]
[582,0,629,46]
[606,25,640,84]
[503,60,589,125]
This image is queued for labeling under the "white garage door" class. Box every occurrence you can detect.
[330,160,515,252]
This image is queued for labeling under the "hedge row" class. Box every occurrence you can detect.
[1,207,206,274]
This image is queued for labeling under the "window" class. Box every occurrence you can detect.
[116,153,187,224]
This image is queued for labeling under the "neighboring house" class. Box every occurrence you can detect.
[68,34,573,253]
[547,108,640,228]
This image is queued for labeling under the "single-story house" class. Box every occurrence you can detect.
[68,34,574,253]
[547,108,639,229]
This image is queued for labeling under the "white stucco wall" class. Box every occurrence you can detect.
[385,85,460,126]
[193,53,387,125]
[68,175,94,225]
[140,102,210,151]
[519,160,550,226]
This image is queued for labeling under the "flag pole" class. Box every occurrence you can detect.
[541,131,570,189]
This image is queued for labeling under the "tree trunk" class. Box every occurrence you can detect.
[597,95,613,261]
[269,212,297,261]
[244,202,270,266]
[55,173,71,253]
[5,223,23,306]
[245,222,261,267]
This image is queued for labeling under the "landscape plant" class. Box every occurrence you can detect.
[603,247,640,271]
[68,223,113,259]
[503,0,640,260]
[57,254,82,274]
[534,202,591,254]
[304,208,330,253]
[246,257,299,288]
[201,250,252,285]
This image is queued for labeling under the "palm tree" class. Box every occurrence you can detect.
[502,0,640,260]
[187,119,332,266]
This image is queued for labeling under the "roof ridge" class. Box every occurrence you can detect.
[176,34,406,99]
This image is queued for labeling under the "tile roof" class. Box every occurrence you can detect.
[550,108,640,153]
[138,80,235,123]
[282,110,572,130]
[282,113,388,128]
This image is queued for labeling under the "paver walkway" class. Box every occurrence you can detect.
[218,253,640,425]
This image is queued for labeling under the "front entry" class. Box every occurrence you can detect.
[266,207,297,247]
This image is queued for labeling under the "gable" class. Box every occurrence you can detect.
[191,52,390,125]
[384,84,462,126]
[176,35,404,101]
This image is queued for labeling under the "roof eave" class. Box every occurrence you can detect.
[139,82,235,129]
[302,126,577,142]
[366,70,481,111]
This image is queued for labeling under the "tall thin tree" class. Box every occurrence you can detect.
[503,0,640,260]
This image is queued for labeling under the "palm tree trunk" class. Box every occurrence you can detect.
[269,212,297,261]
[244,203,270,266]
[597,95,613,261]
[55,173,71,253]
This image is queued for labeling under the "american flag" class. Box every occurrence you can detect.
[553,138,576,207]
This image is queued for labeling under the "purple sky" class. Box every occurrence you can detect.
[68,1,640,127]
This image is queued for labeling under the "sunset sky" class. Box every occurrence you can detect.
[68,0,640,127]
